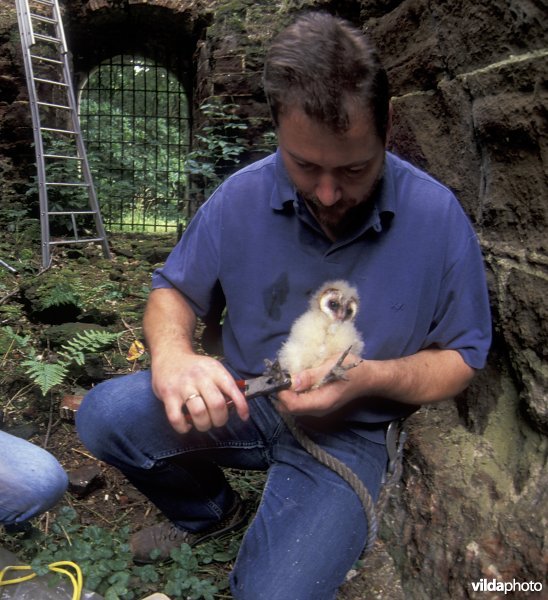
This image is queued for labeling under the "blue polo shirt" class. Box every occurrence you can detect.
[152,150,491,432]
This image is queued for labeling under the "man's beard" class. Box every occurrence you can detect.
[301,174,384,240]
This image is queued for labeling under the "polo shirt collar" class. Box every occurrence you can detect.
[270,149,296,210]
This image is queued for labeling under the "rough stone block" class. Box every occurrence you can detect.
[68,463,105,498]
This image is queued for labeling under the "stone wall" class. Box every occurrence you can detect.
[0,0,546,597]
[360,1,547,597]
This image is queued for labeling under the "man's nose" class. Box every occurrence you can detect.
[315,173,342,206]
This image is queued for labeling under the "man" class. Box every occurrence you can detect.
[0,430,68,529]
[76,12,491,599]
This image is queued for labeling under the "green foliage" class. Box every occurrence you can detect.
[79,56,189,232]
[57,328,120,366]
[31,271,131,315]
[0,159,40,244]
[184,97,249,194]
[19,329,120,396]
[11,507,235,599]
[163,545,218,599]
[21,360,67,396]
[39,280,83,310]
[2,325,32,349]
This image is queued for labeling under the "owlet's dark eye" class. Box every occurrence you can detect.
[328,300,340,311]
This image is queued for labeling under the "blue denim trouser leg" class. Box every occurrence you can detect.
[0,430,68,525]
[76,371,388,600]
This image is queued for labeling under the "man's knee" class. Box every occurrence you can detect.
[230,563,338,600]
[76,376,139,458]
[76,371,158,463]
[76,382,114,455]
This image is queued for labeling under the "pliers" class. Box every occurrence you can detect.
[183,364,292,423]
[235,369,292,399]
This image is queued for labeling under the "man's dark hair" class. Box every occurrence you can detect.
[263,12,390,142]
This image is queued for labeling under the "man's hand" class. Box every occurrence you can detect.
[275,348,475,417]
[275,352,362,417]
[143,288,248,434]
[151,352,249,433]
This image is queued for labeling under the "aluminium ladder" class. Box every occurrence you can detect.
[15,0,110,268]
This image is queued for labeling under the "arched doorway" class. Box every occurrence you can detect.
[79,54,190,232]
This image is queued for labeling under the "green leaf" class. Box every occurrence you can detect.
[212,550,235,562]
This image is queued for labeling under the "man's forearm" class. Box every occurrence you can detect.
[143,288,197,362]
[142,287,249,432]
[279,348,476,417]
[356,348,475,405]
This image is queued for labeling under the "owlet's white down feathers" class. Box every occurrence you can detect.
[277,280,364,375]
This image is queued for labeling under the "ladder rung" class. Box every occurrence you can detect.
[49,237,106,246]
[46,182,91,187]
[43,154,83,160]
[30,54,62,65]
[34,77,68,87]
[37,101,71,110]
[19,0,111,266]
[49,210,97,215]
[41,126,77,134]
[30,13,57,24]
[34,32,62,44]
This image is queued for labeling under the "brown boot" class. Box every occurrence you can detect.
[130,496,250,564]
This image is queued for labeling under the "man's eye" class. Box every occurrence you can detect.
[295,160,316,171]
[344,166,366,176]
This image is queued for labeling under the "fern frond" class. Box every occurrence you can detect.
[57,330,120,366]
[22,359,68,396]
[3,325,33,348]
[40,282,82,310]
[21,330,121,395]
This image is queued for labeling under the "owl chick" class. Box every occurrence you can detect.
[277,280,364,384]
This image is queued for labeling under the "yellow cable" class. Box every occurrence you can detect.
[50,561,83,600]
[0,564,36,584]
[0,560,83,599]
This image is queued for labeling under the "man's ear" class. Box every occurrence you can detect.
[385,101,393,148]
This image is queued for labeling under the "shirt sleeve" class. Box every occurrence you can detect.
[423,228,492,369]
[151,195,221,318]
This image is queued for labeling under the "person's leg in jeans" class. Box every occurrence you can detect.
[76,370,387,599]
[0,430,68,526]
[230,424,388,600]
[76,370,272,531]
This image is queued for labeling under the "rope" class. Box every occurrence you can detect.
[279,411,380,555]
[278,407,407,557]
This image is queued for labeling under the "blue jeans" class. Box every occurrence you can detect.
[76,371,388,600]
[0,430,68,526]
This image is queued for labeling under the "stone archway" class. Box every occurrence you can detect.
[63,0,210,232]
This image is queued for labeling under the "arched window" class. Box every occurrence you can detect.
[79,54,190,232]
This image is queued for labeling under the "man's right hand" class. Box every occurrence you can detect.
[151,352,249,433]
[143,288,248,434]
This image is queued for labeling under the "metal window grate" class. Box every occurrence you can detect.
[79,54,191,232]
